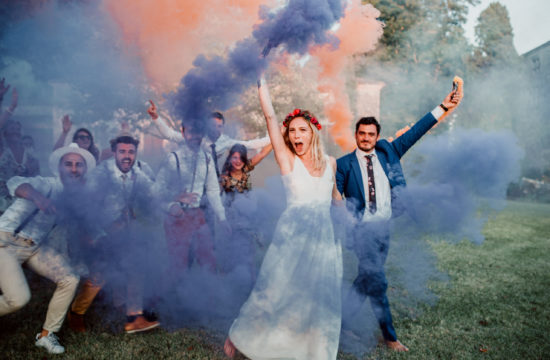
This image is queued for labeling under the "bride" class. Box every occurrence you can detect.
[224,75,343,360]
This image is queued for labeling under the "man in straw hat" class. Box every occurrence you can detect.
[0,142,95,354]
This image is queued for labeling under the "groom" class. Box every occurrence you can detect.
[336,83,463,351]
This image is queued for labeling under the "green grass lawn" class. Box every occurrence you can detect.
[1,200,549,359]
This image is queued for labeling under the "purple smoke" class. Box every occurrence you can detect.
[169,0,346,124]
[403,128,523,243]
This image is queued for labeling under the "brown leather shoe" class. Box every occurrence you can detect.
[67,311,86,333]
[124,315,160,334]
[385,339,409,352]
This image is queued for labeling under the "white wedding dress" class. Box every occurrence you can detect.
[229,155,343,360]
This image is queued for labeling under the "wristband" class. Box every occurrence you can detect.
[439,103,448,112]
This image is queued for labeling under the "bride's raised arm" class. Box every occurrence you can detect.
[258,76,294,174]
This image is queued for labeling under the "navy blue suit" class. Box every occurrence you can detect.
[336,112,437,341]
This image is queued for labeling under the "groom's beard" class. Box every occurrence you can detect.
[357,141,375,152]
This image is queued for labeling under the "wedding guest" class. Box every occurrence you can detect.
[0,120,40,213]
[217,143,272,279]
[68,134,160,334]
[53,115,100,162]
[0,143,95,354]
[0,78,17,128]
[150,103,228,272]
[220,143,272,200]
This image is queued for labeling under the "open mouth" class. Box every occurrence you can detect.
[294,142,304,153]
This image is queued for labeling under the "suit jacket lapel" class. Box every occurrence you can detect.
[350,151,366,202]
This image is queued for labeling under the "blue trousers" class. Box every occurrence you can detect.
[343,220,397,341]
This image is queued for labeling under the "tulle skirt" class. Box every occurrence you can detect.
[228,204,342,360]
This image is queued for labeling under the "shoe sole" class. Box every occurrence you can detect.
[125,322,160,334]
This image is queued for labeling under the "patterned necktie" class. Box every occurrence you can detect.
[365,155,377,214]
[121,173,130,222]
[210,143,220,178]
[121,173,128,189]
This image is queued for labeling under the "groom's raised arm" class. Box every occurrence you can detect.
[391,77,463,158]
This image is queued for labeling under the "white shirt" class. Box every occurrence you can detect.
[355,149,392,222]
[0,176,63,243]
[85,159,154,228]
[153,140,226,221]
[355,105,446,222]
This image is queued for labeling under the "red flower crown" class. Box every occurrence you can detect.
[283,108,321,130]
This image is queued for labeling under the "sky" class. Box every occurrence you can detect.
[464,0,550,55]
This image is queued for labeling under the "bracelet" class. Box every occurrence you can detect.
[439,103,448,112]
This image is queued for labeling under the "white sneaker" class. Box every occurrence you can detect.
[35,332,65,354]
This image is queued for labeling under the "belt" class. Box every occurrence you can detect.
[182,207,202,214]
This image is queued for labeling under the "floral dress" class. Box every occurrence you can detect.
[220,164,254,195]
[218,164,259,278]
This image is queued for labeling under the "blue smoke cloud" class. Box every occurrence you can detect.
[0,1,147,128]
[404,128,523,243]
[254,0,343,54]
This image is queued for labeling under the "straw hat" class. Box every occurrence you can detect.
[49,143,96,176]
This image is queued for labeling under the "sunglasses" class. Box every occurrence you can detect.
[75,135,91,141]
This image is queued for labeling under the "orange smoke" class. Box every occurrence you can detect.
[311,1,383,151]
[103,0,272,92]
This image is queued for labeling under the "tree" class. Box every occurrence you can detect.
[352,1,477,127]
[471,2,519,69]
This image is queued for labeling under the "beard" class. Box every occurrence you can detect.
[61,174,85,189]
[357,141,375,152]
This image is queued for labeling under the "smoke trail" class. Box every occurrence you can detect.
[254,0,344,55]
[169,0,347,126]
[311,0,383,151]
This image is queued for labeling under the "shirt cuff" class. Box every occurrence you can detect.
[431,106,445,120]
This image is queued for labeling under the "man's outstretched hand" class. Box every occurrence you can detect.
[441,76,464,113]
[147,100,159,120]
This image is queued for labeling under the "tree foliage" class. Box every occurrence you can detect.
[470,2,519,69]
[353,0,547,178]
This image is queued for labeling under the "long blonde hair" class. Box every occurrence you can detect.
[283,112,325,171]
